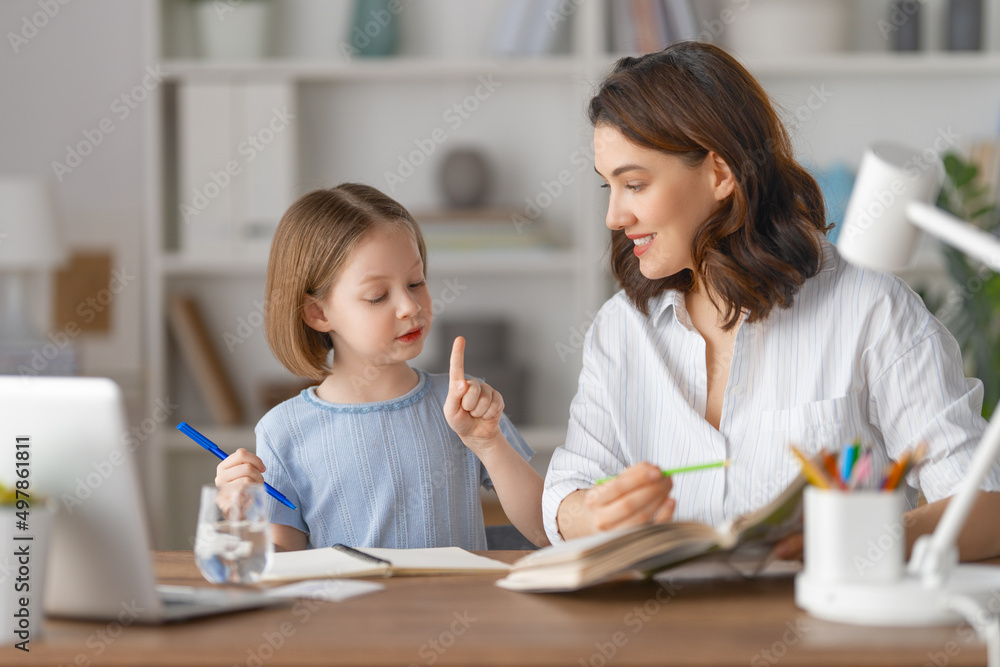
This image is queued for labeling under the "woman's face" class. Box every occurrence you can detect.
[594,124,730,280]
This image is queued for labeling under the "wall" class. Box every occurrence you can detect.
[0,0,148,406]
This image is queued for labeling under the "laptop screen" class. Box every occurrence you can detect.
[0,376,162,621]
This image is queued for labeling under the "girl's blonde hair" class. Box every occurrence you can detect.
[264,183,427,381]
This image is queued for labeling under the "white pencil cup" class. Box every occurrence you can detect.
[803,487,905,584]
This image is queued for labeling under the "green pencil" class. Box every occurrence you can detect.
[594,459,730,486]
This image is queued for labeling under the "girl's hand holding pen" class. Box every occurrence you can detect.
[215,448,267,493]
[584,462,676,532]
[444,336,506,451]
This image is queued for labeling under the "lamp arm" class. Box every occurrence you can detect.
[906,201,1000,272]
[909,404,1000,585]
[904,201,1000,586]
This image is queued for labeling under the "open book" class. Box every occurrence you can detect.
[497,475,807,592]
[261,545,510,583]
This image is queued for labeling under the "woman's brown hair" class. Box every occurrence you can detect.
[589,42,831,329]
[264,183,427,381]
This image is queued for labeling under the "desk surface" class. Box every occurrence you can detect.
[0,551,991,666]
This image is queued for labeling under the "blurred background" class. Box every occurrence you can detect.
[2,0,1000,548]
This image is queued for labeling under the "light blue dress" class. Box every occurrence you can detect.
[256,368,532,550]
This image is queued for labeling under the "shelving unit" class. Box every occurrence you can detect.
[143,0,1000,548]
[144,0,611,548]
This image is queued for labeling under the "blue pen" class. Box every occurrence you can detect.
[840,441,859,484]
[177,422,297,510]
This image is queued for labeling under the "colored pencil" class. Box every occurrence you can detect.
[594,460,730,486]
[790,445,833,490]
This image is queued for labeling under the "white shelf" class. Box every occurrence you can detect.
[162,56,582,82]
[165,52,1000,85]
[161,253,271,276]
[427,248,580,275]
[161,248,581,277]
[600,52,1000,77]
[165,51,1000,85]
[742,52,1000,77]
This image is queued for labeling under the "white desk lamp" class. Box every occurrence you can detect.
[796,142,1000,646]
[0,176,63,342]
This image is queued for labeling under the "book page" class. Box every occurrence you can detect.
[262,547,509,582]
[261,547,389,582]
[512,522,718,570]
[363,547,510,574]
[654,555,802,582]
[721,474,808,548]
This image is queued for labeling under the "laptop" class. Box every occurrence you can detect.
[0,376,284,622]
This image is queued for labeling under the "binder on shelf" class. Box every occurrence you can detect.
[490,0,564,56]
[167,294,244,426]
[177,83,233,253]
[651,0,674,48]
[490,0,535,56]
[176,82,297,257]
[609,0,637,53]
[609,0,698,54]
[632,0,661,54]
[663,0,699,42]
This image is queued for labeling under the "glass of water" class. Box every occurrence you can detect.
[195,484,273,584]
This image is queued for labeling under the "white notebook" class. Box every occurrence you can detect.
[262,545,510,583]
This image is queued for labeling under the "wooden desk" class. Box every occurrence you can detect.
[0,551,991,666]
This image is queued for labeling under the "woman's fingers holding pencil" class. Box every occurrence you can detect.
[652,497,677,523]
[586,463,674,531]
[772,532,804,561]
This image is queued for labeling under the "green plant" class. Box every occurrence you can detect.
[0,482,43,506]
[925,152,1000,417]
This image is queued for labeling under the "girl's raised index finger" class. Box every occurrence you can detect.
[450,336,467,388]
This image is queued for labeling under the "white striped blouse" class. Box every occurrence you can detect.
[543,239,1000,544]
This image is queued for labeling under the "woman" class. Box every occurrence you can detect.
[543,42,1000,560]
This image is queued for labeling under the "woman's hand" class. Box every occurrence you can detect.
[443,337,505,451]
[772,532,804,560]
[583,462,676,533]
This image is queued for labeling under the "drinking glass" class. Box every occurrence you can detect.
[195,484,273,584]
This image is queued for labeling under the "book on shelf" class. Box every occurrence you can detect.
[176,82,296,257]
[609,0,698,54]
[490,0,566,56]
[261,545,510,583]
[496,474,807,592]
[167,293,244,426]
[415,208,555,253]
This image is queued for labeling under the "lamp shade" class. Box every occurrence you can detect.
[837,142,943,272]
[0,176,64,270]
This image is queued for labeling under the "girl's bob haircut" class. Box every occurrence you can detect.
[589,42,831,329]
[264,183,427,381]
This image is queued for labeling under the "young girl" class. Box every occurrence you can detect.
[216,183,549,551]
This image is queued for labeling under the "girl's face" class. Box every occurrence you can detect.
[594,125,733,280]
[307,224,432,370]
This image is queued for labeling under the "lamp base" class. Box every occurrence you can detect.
[796,565,1000,626]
